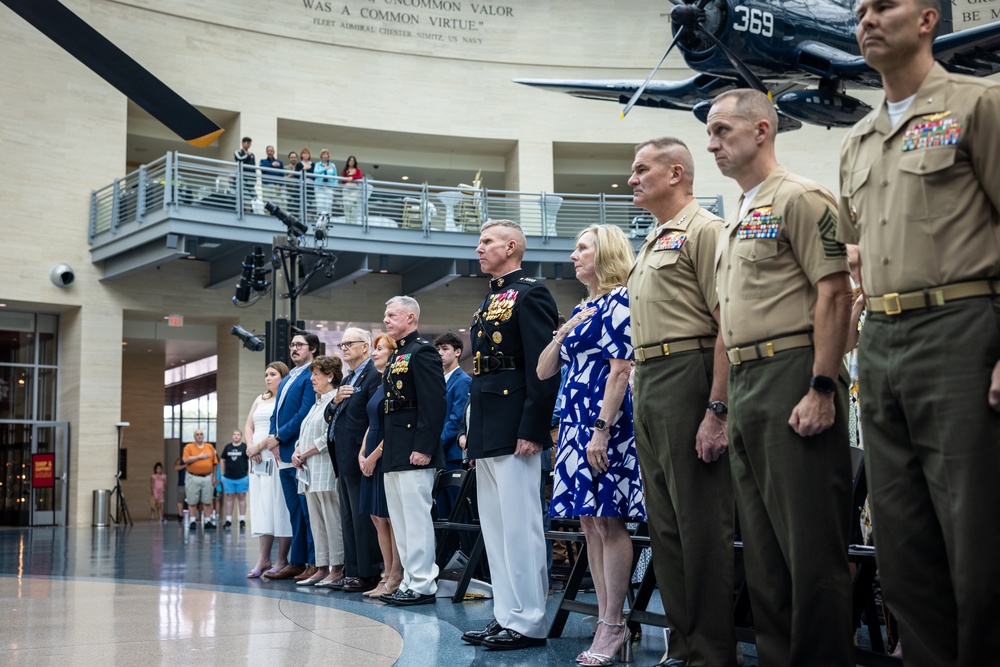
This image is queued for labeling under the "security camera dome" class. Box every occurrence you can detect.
[49,264,75,288]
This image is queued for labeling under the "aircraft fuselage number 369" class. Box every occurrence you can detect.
[733,6,774,37]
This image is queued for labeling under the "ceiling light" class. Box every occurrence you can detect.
[611,183,619,188]
[401,176,409,181]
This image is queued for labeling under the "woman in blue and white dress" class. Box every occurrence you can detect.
[538,223,645,667]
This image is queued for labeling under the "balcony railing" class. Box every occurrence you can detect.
[90,152,723,245]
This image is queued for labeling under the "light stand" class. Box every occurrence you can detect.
[111,421,132,526]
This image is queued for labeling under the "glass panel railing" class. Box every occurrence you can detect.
[90,152,724,242]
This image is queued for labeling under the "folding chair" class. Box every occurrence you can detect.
[433,467,489,602]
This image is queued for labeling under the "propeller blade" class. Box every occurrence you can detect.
[699,28,771,98]
[621,26,687,119]
[2,0,223,147]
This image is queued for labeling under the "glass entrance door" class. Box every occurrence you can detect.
[30,422,69,526]
[0,423,30,526]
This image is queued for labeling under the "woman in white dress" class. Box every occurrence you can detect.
[292,355,346,587]
[244,361,292,578]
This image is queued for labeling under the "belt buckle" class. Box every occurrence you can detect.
[473,353,482,376]
[883,292,902,316]
[661,343,670,356]
[728,347,742,365]
[765,341,774,357]
[635,347,646,363]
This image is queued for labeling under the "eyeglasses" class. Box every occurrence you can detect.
[338,341,364,350]
[288,342,308,349]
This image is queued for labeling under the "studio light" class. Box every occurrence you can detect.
[230,325,265,352]
[233,246,270,304]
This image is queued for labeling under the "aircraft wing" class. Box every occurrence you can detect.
[513,73,737,111]
[933,20,1000,77]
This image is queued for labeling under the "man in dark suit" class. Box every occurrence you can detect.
[462,220,560,651]
[434,331,472,519]
[326,327,382,592]
[260,331,317,580]
[379,296,447,606]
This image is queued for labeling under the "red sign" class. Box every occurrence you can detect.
[32,453,55,488]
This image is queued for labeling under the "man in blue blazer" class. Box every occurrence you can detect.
[434,331,472,518]
[260,331,317,580]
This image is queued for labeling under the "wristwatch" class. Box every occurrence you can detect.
[707,400,728,416]
[809,375,837,394]
[593,418,609,431]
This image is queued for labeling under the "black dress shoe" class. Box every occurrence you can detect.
[382,589,436,606]
[654,659,687,667]
[461,620,502,646]
[481,628,546,651]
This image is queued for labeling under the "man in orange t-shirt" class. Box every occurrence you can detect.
[182,430,219,530]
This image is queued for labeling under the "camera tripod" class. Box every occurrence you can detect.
[111,422,132,526]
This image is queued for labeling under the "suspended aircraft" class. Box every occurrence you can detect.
[515,0,1000,130]
[2,0,223,146]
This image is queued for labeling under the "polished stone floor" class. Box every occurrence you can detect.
[0,523,683,667]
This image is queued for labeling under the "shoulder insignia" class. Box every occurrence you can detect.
[519,277,537,283]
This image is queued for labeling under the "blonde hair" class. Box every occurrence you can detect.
[577,224,634,299]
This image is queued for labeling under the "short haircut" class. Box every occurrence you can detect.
[242,136,252,143]
[309,355,344,385]
[481,219,526,261]
[711,89,779,140]
[635,136,694,178]
[386,295,420,320]
[296,331,321,355]
[341,327,372,347]
[288,151,298,159]
[576,224,635,298]
[373,333,397,354]
[434,331,463,352]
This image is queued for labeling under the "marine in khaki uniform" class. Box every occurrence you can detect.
[839,0,1000,663]
[626,137,735,667]
[707,89,854,667]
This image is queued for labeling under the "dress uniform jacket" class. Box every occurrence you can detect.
[837,63,1000,667]
[381,331,446,473]
[467,269,560,458]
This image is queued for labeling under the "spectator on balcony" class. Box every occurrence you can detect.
[234,136,256,213]
[314,149,338,216]
[259,145,283,209]
[285,151,300,213]
[341,155,364,225]
[295,147,315,215]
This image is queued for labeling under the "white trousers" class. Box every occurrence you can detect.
[305,488,344,568]
[477,453,547,637]
[384,468,439,595]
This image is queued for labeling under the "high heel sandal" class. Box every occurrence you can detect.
[578,620,629,667]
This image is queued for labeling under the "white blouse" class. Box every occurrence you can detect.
[295,390,337,493]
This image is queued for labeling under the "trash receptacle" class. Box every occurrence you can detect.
[93,489,110,527]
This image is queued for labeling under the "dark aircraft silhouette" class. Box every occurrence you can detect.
[515,0,1000,130]
[2,0,223,146]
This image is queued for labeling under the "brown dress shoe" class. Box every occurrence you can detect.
[294,565,318,581]
[342,576,380,593]
[263,564,305,580]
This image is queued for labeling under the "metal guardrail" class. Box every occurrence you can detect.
[89,152,724,244]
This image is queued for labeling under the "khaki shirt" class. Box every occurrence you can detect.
[627,199,721,346]
[838,63,1000,295]
[717,165,848,347]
